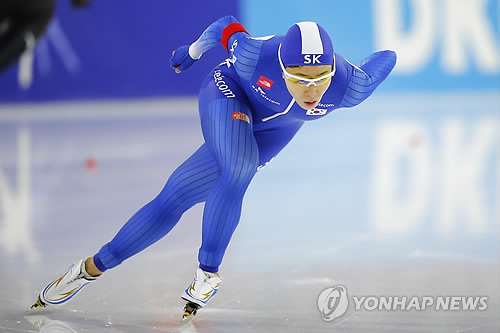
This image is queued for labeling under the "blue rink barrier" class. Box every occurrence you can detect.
[0,0,239,102]
[1,0,499,103]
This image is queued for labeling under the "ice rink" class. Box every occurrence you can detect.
[0,94,498,332]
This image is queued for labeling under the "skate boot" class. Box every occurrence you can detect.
[29,258,98,311]
[181,268,222,321]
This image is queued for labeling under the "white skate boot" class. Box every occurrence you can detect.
[29,258,98,310]
[181,268,222,321]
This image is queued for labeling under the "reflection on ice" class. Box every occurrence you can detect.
[25,315,77,333]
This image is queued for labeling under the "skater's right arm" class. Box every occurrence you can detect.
[170,15,250,73]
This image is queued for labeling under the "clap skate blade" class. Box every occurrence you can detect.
[182,302,200,322]
[28,297,47,311]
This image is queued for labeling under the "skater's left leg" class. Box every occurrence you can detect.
[182,71,258,312]
[197,119,305,272]
[196,93,259,273]
[179,121,305,317]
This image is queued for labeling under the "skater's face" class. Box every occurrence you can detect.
[283,65,333,110]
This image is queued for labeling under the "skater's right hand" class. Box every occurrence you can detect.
[170,45,196,73]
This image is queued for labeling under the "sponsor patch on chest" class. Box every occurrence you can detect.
[256,76,274,90]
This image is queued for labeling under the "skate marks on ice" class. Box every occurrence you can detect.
[2,250,500,333]
[18,308,256,333]
[1,265,499,333]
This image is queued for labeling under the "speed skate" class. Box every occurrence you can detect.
[181,268,222,322]
[29,259,98,311]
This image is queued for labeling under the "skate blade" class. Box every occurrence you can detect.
[27,297,46,312]
[180,302,199,324]
[181,310,196,323]
[181,313,194,325]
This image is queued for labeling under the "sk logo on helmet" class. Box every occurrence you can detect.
[304,55,322,64]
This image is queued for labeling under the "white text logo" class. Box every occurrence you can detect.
[318,285,489,322]
[374,0,500,74]
[304,54,322,64]
[213,70,235,98]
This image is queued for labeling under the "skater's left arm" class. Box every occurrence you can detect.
[338,50,397,108]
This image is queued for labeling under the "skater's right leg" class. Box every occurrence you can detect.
[93,144,219,272]
[31,145,219,309]
[84,257,102,277]
[30,258,98,310]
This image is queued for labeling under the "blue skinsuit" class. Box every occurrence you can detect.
[93,16,396,273]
